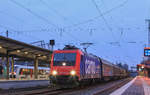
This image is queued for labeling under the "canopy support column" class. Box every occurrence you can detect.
[6,50,9,80]
[34,57,38,79]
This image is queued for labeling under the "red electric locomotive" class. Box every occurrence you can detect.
[49,45,102,87]
[49,45,127,87]
[49,47,83,87]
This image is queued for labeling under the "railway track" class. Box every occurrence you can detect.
[60,78,132,95]
[93,78,132,95]
[23,88,63,95]
[1,78,132,95]
[2,86,76,95]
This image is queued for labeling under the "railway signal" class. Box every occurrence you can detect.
[50,40,55,51]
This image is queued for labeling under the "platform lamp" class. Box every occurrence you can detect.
[50,40,55,51]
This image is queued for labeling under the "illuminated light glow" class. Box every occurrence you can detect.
[24,52,28,54]
[17,50,20,53]
[38,54,41,57]
[43,56,47,58]
[52,70,57,76]
[14,72,16,75]
[144,49,150,56]
[70,70,76,76]
[0,46,2,49]
[10,72,16,75]
[62,62,66,66]
[141,66,144,69]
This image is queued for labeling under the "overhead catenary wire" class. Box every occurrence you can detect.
[90,0,135,64]
[9,0,58,28]
[8,0,68,44]
[39,0,128,42]
[56,0,129,49]
[39,0,73,24]
[1,0,128,33]
[8,0,128,44]
[8,0,129,31]
[10,0,85,44]
[39,0,79,37]
[0,0,138,66]
[63,0,129,29]
[39,0,94,38]
[91,0,116,41]
[39,0,88,44]
[0,24,42,40]
[6,0,131,60]
[100,0,108,10]
[89,4,137,65]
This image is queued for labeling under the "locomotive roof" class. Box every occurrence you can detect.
[83,52,99,59]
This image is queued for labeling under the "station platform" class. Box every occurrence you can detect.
[110,76,150,95]
[0,79,49,90]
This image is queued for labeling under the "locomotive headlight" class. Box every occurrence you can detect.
[62,62,66,66]
[52,70,57,76]
[70,70,76,76]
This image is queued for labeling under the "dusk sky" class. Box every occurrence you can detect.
[0,0,150,68]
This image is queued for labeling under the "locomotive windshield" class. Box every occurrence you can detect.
[53,53,76,66]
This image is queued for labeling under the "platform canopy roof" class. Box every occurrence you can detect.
[0,36,52,62]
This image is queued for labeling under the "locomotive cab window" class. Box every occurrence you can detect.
[53,53,76,66]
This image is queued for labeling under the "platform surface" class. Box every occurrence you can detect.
[110,76,150,95]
